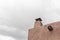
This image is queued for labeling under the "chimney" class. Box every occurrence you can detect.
[34,18,43,28]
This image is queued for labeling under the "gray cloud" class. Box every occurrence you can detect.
[0,34,15,40]
[0,25,27,40]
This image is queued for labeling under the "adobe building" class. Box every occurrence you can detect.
[28,18,60,40]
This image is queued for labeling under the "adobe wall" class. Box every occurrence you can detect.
[28,18,60,40]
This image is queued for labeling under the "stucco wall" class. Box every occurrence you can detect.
[28,20,60,40]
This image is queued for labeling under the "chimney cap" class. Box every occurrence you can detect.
[35,18,42,21]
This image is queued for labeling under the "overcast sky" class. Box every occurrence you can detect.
[0,0,60,40]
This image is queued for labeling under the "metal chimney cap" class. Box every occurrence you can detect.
[35,18,42,21]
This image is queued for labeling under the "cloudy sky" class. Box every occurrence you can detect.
[0,0,60,40]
